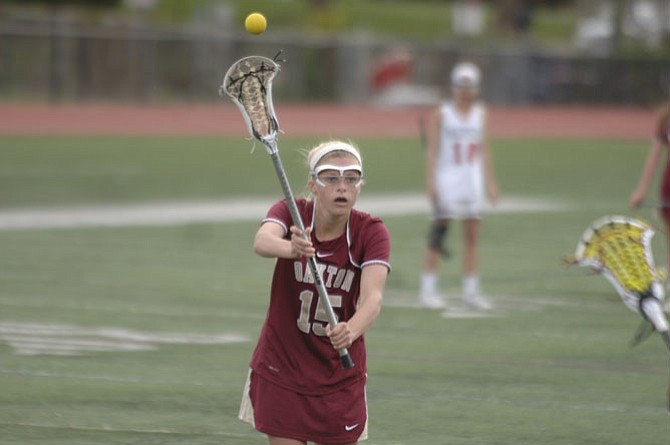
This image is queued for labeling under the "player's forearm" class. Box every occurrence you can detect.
[636,143,662,191]
[348,291,383,341]
[351,265,387,338]
[253,231,295,259]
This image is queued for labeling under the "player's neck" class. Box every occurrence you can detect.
[313,212,347,241]
[454,100,474,116]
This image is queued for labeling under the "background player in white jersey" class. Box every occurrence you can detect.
[418,61,499,310]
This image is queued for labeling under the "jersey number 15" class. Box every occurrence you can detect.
[297,290,342,336]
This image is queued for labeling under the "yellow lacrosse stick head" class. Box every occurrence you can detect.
[566,215,670,350]
[571,215,664,313]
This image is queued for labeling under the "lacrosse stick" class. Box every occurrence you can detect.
[564,215,670,351]
[220,55,354,369]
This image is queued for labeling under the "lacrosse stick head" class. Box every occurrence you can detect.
[220,55,280,154]
[569,215,668,334]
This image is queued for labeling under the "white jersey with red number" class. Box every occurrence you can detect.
[434,101,485,219]
[250,198,391,395]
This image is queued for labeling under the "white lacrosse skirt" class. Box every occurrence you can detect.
[433,165,484,220]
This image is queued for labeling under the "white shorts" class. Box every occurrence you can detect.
[238,370,255,427]
[434,170,484,220]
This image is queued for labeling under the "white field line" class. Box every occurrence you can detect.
[0,165,142,178]
[0,297,266,320]
[383,289,607,320]
[0,322,249,344]
[0,321,250,356]
[0,194,570,231]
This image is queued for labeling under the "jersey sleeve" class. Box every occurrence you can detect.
[262,200,291,237]
[361,218,391,271]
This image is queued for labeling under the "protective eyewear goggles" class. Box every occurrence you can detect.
[311,164,364,188]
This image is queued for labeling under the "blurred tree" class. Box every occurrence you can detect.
[611,0,625,53]
[308,0,343,31]
[660,0,670,52]
[5,0,122,102]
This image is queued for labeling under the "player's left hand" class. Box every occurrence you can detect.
[325,322,354,350]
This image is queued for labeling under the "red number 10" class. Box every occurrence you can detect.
[453,142,479,165]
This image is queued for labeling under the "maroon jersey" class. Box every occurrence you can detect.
[250,198,391,395]
[658,112,670,222]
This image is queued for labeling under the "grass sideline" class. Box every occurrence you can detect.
[0,134,669,444]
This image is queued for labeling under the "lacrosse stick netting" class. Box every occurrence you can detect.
[219,55,354,368]
[565,215,670,350]
[220,55,280,151]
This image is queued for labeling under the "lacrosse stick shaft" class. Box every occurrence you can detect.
[638,296,670,353]
[267,144,354,369]
[221,55,352,369]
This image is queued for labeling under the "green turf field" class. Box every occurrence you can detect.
[0,135,668,444]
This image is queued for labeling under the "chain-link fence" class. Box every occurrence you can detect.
[2,18,669,105]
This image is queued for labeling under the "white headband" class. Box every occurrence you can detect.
[308,143,362,172]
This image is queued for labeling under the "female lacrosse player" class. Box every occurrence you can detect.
[629,102,670,418]
[238,140,391,445]
[418,61,499,311]
[630,102,670,276]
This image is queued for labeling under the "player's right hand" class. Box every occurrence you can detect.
[289,226,315,258]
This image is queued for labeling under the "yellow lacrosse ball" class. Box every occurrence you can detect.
[245,12,267,35]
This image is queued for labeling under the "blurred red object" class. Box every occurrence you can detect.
[370,50,413,92]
